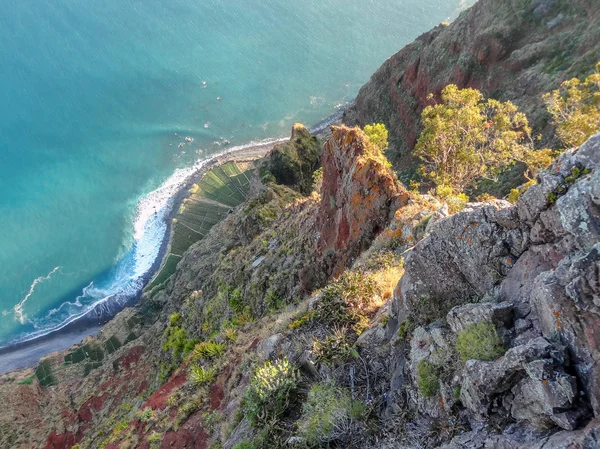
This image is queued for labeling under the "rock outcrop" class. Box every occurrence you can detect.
[316,126,409,276]
[392,133,600,444]
[344,0,600,178]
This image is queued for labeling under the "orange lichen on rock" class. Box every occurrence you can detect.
[315,126,409,276]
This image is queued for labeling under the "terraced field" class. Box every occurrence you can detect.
[146,161,254,292]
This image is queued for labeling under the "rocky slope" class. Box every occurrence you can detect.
[344,0,600,182]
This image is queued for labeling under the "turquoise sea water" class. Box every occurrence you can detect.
[0,0,467,347]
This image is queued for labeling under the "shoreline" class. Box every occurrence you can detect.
[0,111,345,376]
[0,139,279,375]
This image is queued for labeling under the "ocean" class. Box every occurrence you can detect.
[0,0,468,348]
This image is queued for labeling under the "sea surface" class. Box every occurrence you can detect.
[0,0,469,348]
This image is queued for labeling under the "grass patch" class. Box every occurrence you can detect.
[297,384,361,446]
[417,360,440,398]
[456,321,505,362]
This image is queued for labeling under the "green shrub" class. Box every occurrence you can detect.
[543,62,600,148]
[417,84,540,193]
[163,325,198,359]
[417,360,440,398]
[176,400,200,427]
[297,384,356,445]
[456,321,505,362]
[312,328,358,366]
[316,271,381,335]
[244,358,298,426]
[170,313,182,327]
[190,365,216,386]
[364,123,389,153]
[148,432,162,449]
[138,407,156,423]
[192,342,226,360]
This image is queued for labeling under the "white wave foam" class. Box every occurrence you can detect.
[5,136,287,347]
[14,266,61,324]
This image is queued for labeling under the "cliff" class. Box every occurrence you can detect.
[344,0,600,182]
[1,1,599,448]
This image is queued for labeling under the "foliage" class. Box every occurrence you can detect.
[456,322,505,362]
[364,123,389,153]
[543,62,600,148]
[507,179,537,204]
[297,384,356,446]
[315,271,382,335]
[265,125,321,195]
[417,360,440,398]
[244,358,299,426]
[434,185,469,214]
[288,310,316,330]
[192,342,226,360]
[312,327,359,366]
[148,432,162,449]
[138,407,156,423]
[232,443,255,449]
[190,365,217,386]
[163,325,198,359]
[416,84,540,192]
[176,400,201,427]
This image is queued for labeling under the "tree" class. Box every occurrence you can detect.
[543,62,600,148]
[364,123,389,153]
[415,84,542,192]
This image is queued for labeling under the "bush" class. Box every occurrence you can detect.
[364,123,389,153]
[312,327,359,366]
[244,358,298,426]
[316,271,382,335]
[297,384,355,445]
[190,365,217,386]
[543,62,600,148]
[192,342,226,360]
[456,321,505,362]
[416,84,540,192]
[417,360,440,398]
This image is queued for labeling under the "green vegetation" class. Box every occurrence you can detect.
[416,84,550,193]
[146,161,254,292]
[456,321,505,362]
[543,62,600,148]
[232,443,254,449]
[417,360,440,398]
[264,124,321,195]
[297,384,357,446]
[18,375,35,385]
[64,343,105,365]
[190,365,216,386]
[312,327,358,366]
[243,358,298,426]
[163,322,198,359]
[434,185,469,214]
[315,271,382,335]
[147,431,163,449]
[104,336,122,355]
[35,359,56,387]
[364,123,389,153]
[192,341,226,360]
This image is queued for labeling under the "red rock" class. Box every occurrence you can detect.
[316,126,409,277]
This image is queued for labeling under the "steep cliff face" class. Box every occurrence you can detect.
[344,0,600,179]
[316,126,409,276]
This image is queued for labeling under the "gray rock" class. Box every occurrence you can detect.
[256,333,284,361]
[446,302,514,334]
